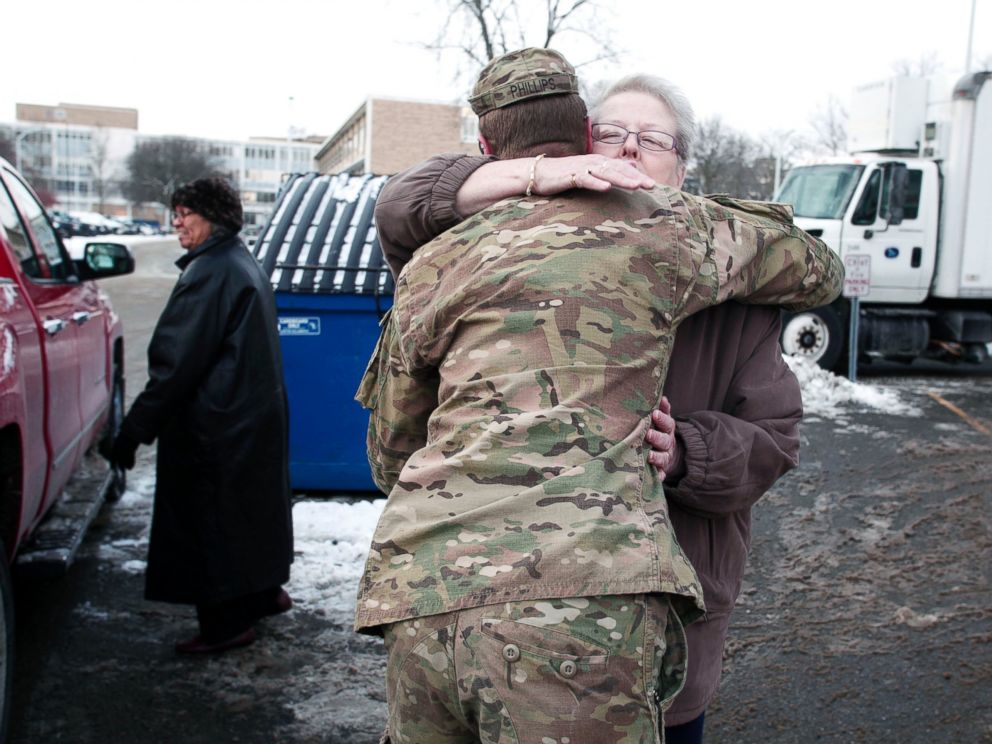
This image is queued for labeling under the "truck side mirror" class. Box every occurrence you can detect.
[880,163,908,226]
[76,242,135,279]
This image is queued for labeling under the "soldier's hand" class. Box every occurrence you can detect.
[646,397,681,482]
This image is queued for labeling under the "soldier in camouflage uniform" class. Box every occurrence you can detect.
[356,48,843,744]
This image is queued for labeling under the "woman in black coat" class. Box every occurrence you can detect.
[113,177,293,654]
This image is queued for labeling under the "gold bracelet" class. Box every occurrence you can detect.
[526,153,546,197]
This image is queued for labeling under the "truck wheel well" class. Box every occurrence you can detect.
[0,427,22,562]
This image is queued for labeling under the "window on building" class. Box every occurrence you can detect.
[461,111,479,144]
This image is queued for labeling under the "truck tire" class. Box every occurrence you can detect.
[99,364,127,503]
[781,306,845,371]
[0,540,13,744]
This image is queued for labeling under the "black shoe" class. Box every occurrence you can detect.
[262,588,293,618]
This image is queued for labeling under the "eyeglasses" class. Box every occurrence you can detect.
[591,123,677,154]
[173,208,195,222]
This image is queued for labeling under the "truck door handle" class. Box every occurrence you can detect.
[911,247,922,268]
[43,318,67,336]
[71,311,91,325]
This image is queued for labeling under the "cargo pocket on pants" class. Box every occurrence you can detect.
[480,617,610,729]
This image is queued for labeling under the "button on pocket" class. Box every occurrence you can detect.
[558,660,577,678]
[502,643,521,662]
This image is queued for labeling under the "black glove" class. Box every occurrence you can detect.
[111,432,139,470]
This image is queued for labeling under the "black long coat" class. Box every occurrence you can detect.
[122,231,293,605]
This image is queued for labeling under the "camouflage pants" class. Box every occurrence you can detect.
[380,594,688,744]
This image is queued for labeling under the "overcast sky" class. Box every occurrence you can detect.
[4,0,989,144]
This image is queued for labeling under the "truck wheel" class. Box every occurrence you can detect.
[100,366,127,503]
[0,541,13,744]
[781,306,845,371]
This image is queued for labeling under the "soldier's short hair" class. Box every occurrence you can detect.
[479,93,588,160]
[591,75,696,167]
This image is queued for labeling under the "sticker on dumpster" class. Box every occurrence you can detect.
[278,317,321,336]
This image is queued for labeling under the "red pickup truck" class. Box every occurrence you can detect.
[0,157,134,739]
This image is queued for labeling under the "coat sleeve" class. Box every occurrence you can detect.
[355,309,439,494]
[374,154,496,278]
[664,311,802,518]
[680,195,845,317]
[120,269,228,444]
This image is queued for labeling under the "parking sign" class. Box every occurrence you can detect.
[843,254,871,298]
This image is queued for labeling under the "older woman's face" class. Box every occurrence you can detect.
[173,207,212,250]
[592,91,685,188]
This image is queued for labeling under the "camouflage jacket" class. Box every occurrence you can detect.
[354,184,842,632]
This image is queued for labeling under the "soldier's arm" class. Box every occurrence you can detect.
[704,196,845,311]
[355,311,439,494]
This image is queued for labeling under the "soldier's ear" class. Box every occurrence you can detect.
[585,118,593,154]
[675,163,686,189]
[478,136,493,155]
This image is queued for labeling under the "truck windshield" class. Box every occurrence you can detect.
[775,164,866,219]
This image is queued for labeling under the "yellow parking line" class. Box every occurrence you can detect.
[927,391,992,436]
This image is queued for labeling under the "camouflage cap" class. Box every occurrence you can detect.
[469,47,580,116]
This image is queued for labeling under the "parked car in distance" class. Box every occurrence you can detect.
[0,156,135,740]
[108,217,150,235]
[49,209,95,238]
[132,218,165,235]
[69,211,120,235]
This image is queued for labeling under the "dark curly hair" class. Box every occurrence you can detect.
[171,177,243,234]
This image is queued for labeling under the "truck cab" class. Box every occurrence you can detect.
[776,71,992,370]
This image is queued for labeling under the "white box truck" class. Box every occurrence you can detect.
[775,71,992,369]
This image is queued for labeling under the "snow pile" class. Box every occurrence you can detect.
[288,498,385,620]
[784,356,921,417]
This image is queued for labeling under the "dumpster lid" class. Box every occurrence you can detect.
[252,172,394,296]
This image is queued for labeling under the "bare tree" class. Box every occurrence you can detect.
[690,116,772,199]
[892,52,942,77]
[809,94,848,156]
[754,129,807,197]
[425,0,619,88]
[123,137,220,207]
[90,127,113,213]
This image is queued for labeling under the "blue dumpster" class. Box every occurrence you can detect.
[252,173,393,492]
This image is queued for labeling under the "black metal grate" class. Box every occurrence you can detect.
[252,173,394,296]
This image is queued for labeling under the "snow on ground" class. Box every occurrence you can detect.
[288,498,385,621]
[96,360,917,620]
[784,356,922,418]
[98,463,384,623]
